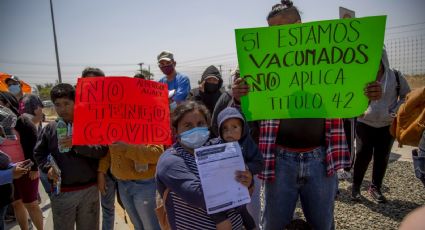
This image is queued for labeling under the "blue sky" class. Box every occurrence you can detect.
[1,0,424,87]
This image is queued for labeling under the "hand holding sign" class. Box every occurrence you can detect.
[364,81,383,101]
[232,78,250,103]
[235,16,387,120]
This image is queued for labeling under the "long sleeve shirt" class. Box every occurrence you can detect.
[156,143,243,230]
[159,73,191,103]
[98,144,163,180]
[0,165,13,185]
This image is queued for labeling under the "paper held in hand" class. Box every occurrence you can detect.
[194,142,251,214]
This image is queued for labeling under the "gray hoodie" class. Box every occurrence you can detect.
[357,49,411,128]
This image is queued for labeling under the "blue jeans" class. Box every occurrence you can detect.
[40,171,51,196]
[246,176,261,228]
[0,205,7,230]
[117,178,160,230]
[101,172,116,230]
[413,130,425,187]
[261,147,337,230]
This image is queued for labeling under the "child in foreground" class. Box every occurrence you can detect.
[213,107,263,230]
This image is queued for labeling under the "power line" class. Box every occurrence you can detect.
[386,21,425,30]
[386,27,425,35]
[179,53,236,64]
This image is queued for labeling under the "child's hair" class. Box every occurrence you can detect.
[267,0,301,21]
[171,101,210,129]
[50,83,75,103]
[81,67,105,77]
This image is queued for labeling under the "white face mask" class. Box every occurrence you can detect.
[8,84,21,95]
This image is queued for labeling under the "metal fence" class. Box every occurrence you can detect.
[385,35,425,75]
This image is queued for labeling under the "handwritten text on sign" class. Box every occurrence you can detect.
[73,77,171,145]
[235,16,386,121]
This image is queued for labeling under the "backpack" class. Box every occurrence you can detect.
[393,69,401,96]
[390,87,425,146]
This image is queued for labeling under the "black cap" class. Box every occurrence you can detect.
[5,75,20,85]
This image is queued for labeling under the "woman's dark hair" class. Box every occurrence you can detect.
[81,67,105,78]
[171,101,211,129]
[267,0,301,21]
[0,91,19,115]
[50,83,75,103]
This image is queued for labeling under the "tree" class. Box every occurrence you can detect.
[36,83,54,101]
[139,69,154,80]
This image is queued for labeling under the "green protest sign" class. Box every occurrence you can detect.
[235,16,386,121]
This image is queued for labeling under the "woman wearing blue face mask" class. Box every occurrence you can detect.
[5,76,24,101]
[156,101,251,230]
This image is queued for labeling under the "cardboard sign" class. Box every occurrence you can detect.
[339,7,355,19]
[235,16,386,121]
[73,77,171,145]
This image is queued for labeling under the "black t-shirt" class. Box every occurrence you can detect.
[275,118,326,148]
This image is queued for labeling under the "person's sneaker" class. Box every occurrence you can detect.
[337,169,352,180]
[351,186,361,201]
[368,185,387,203]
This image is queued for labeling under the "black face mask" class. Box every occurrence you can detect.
[204,82,219,93]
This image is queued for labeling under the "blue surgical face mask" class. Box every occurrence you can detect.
[8,85,21,95]
[178,127,210,149]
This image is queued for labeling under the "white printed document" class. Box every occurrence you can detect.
[195,142,251,214]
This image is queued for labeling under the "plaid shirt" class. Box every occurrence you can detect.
[257,119,351,182]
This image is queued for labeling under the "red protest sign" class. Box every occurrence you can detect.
[73,77,171,145]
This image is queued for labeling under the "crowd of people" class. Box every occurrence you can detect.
[0,1,424,230]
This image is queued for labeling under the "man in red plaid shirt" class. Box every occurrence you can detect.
[230,2,383,229]
[233,76,382,230]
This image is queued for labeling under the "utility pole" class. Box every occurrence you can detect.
[148,65,151,80]
[49,0,62,83]
[218,65,223,76]
[228,69,233,89]
[138,62,144,73]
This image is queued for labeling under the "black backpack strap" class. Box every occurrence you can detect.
[393,69,401,97]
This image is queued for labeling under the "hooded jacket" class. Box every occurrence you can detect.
[189,65,224,114]
[358,49,411,128]
[217,107,264,175]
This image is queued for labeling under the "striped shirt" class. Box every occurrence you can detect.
[156,143,243,230]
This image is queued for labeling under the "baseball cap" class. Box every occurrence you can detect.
[157,51,174,62]
[5,75,20,85]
